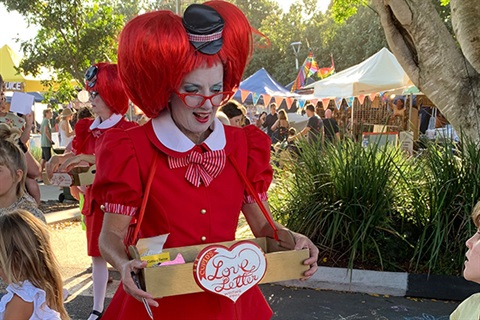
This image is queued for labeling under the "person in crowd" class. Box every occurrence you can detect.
[0,209,69,319]
[450,201,480,319]
[58,108,74,147]
[388,97,406,130]
[93,2,318,319]
[47,63,137,320]
[40,107,54,174]
[255,111,267,130]
[262,102,278,141]
[323,108,340,143]
[67,106,94,203]
[0,76,41,204]
[0,124,45,223]
[293,103,323,144]
[218,100,247,127]
[271,109,289,142]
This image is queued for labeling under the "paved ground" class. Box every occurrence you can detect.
[38,184,461,319]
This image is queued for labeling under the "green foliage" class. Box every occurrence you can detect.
[270,137,480,275]
[408,137,480,274]
[1,0,128,103]
[330,0,367,24]
[30,147,42,163]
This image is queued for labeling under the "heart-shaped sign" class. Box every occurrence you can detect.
[193,240,267,302]
[50,173,72,187]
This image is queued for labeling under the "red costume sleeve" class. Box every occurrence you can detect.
[93,128,143,216]
[242,125,273,204]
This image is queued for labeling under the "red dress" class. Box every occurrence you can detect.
[93,112,274,320]
[72,116,137,257]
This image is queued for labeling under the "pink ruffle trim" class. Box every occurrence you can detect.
[243,192,268,204]
[104,203,138,216]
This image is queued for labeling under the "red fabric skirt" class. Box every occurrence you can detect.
[103,283,272,320]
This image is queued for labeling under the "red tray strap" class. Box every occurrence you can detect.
[228,155,279,241]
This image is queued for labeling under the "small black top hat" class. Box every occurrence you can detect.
[183,4,224,55]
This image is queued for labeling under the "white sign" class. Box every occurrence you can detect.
[4,82,24,91]
[10,92,34,115]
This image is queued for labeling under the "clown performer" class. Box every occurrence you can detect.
[94,2,319,319]
[46,63,137,320]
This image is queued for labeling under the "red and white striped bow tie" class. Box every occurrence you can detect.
[168,149,226,187]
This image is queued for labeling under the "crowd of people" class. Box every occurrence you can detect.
[0,1,477,319]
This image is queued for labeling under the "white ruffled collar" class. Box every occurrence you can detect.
[152,109,226,152]
[89,113,123,130]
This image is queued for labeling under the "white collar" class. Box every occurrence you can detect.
[89,113,123,130]
[152,109,226,152]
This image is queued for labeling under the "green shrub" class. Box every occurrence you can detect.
[30,147,42,163]
[270,136,480,275]
[271,139,411,271]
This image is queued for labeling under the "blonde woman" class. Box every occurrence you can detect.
[0,123,45,222]
[0,209,69,319]
[58,108,74,147]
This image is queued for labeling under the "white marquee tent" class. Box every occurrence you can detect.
[305,47,413,99]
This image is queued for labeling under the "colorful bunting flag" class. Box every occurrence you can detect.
[262,94,272,105]
[358,94,366,105]
[369,92,377,102]
[240,90,250,103]
[274,96,284,107]
[297,99,306,109]
[321,98,331,109]
[334,97,343,109]
[291,51,319,92]
[285,97,295,110]
[318,54,335,79]
[252,92,261,106]
[345,97,354,108]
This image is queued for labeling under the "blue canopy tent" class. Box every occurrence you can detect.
[233,68,298,107]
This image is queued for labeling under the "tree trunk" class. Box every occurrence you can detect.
[372,0,480,141]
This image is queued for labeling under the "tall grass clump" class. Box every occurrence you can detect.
[408,137,480,274]
[270,134,480,275]
[271,139,411,270]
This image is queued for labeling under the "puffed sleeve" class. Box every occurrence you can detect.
[71,118,93,155]
[93,129,143,216]
[243,125,273,204]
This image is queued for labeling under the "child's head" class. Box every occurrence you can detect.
[288,127,297,137]
[472,201,480,228]
[0,123,26,198]
[0,209,68,319]
[464,201,480,284]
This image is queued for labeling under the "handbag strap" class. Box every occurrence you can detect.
[228,155,279,241]
[128,154,159,246]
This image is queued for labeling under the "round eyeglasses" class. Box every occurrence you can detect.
[89,91,99,100]
[174,90,234,109]
[85,66,98,88]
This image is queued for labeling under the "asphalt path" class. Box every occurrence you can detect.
[50,222,458,320]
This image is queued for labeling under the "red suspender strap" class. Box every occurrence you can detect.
[228,155,279,241]
[130,154,159,245]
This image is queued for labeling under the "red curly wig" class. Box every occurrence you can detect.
[86,63,129,115]
[117,1,253,119]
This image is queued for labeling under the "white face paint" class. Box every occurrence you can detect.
[90,93,113,121]
[170,63,224,144]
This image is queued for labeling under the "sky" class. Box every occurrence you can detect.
[0,0,330,54]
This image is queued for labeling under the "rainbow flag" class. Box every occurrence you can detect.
[318,54,335,79]
[291,51,319,92]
